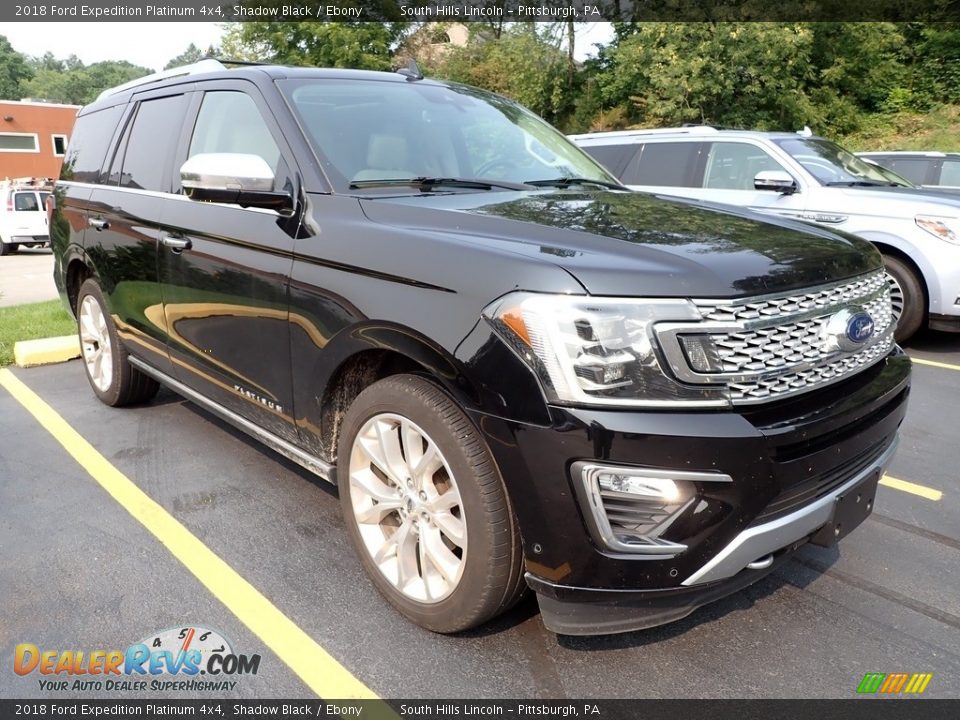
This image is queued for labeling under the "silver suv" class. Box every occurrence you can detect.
[570,126,960,341]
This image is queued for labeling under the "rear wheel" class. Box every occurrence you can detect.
[337,374,525,633]
[76,279,159,406]
[883,255,924,343]
[0,242,18,256]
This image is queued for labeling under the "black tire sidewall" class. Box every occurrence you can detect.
[336,375,518,633]
[883,255,924,343]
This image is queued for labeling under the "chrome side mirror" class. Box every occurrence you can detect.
[180,153,292,211]
[754,170,798,194]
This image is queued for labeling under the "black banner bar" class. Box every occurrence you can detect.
[3,1,959,23]
[1,700,959,720]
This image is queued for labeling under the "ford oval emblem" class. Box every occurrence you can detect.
[823,307,876,353]
[846,312,875,345]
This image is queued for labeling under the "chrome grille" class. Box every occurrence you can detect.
[656,271,896,406]
[728,335,893,402]
[710,284,895,375]
[699,271,889,323]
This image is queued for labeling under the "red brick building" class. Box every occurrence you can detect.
[0,100,80,180]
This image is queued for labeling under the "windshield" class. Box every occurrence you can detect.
[279,78,617,192]
[774,138,907,186]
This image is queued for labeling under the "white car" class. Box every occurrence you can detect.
[569,126,960,341]
[0,178,53,256]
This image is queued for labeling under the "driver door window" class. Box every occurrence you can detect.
[703,142,790,190]
[186,91,282,191]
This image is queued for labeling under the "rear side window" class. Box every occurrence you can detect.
[119,94,189,192]
[62,105,124,183]
[884,158,932,186]
[938,159,960,187]
[580,144,637,178]
[14,192,40,211]
[621,142,705,187]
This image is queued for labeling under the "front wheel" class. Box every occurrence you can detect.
[337,374,525,633]
[0,242,18,256]
[76,279,159,406]
[883,255,924,343]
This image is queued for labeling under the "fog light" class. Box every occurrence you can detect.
[573,462,732,555]
[596,472,682,502]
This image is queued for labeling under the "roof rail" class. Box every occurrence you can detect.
[568,126,719,141]
[96,59,227,102]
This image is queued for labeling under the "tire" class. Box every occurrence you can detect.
[337,374,526,633]
[76,278,159,406]
[0,242,17,256]
[882,255,924,343]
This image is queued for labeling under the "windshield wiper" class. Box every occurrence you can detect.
[524,177,626,191]
[349,177,531,191]
[825,180,898,187]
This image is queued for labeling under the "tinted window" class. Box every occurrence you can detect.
[580,144,636,178]
[621,142,705,187]
[61,105,124,183]
[884,158,932,185]
[120,95,189,191]
[938,159,960,187]
[189,92,281,172]
[703,142,788,189]
[14,192,40,211]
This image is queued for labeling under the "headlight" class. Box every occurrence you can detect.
[916,215,960,245]
[484,292,728,407]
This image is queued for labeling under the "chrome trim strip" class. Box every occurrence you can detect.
[682,438,898,587]
[128,357,336,484]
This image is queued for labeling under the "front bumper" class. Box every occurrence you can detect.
[472,348,911,634]
[532,440,895,635]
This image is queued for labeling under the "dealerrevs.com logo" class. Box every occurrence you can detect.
[14,625,260,693]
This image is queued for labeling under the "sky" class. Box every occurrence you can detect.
[6,22,614,72]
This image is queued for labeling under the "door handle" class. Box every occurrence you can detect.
[88,218,109,231]
[161,234,192,253]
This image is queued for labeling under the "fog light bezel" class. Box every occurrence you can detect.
[573,461,734,556]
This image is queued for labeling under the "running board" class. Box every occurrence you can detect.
[128,357,336,484]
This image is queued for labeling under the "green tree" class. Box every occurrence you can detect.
[436,25,578,127]
[21,59,152,105]
[220,21,410,70]
[598,23,815,130]
[164,42,217,70]
[0,35,32,100]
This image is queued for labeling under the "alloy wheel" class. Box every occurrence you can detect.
[348,413,467,603]
[885,271,905,324]
[79,295,113,392]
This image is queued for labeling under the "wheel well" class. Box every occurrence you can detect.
[65,260,92,316]
[319,350,423,463]
[872,242,929,310]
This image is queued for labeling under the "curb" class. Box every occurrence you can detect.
[14,335,81,368]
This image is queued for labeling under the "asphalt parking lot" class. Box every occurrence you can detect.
[0,247,58,307]
[1,331,958,700]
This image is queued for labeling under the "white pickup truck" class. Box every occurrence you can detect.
[0,178,53,256]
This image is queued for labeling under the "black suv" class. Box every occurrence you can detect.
[52,60,910,635]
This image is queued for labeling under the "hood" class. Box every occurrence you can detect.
[359,189,879,298]
[842,185,960,206]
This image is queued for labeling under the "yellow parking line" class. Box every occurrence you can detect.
[881,474,944,502]
[0,368,378,701]
[910,356,960,372]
